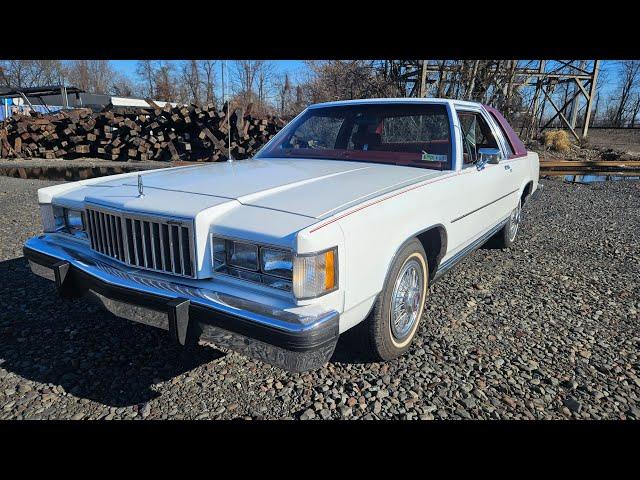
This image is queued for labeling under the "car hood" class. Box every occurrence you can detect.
[80,158,445,220]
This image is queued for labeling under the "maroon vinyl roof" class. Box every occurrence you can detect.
[483,104,528,158]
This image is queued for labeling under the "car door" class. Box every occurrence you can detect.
[485,107,530,203]
[445,108,514,256]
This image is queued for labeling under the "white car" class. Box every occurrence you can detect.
[24,98,540,371]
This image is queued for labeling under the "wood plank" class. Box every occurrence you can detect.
[541,160,640,168]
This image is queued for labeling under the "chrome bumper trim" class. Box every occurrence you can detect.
[24,234,338,335]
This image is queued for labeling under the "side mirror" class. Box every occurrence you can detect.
[476,148,503,170]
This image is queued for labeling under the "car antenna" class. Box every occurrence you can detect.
[222,60,234,163]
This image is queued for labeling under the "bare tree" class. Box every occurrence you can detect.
[136,60,158,98]
[33,60,66,85]
[294,85,305,113]
[199,60,216,105]
[64,60,117,94]
[0,60,65,87]
[301,60,398,104]
[257,63,275,110]
[0,60,32,86]
[233,60,261,103]
[629,93,640,128]
[154,61,176,102]
[180,60,201,105]
[275,73,292,115]
[111,73,137,97]
[434,60,448,98]
[232,60,264,108]
[230,60,277,114]
[611,60,640,126]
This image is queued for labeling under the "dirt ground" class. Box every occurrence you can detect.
[2,176,639,420]
[583,128,640,152]
[527,128,640,162]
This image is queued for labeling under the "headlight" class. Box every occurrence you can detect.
[227,241,258,271]
[212,237,227,269]
[40,204,65,232]
[261,247,293,279]
[40,204,85,238]
[212,236,292,292]
[293,247,337,299]
[211,236,337,298]
[65,209,85,234]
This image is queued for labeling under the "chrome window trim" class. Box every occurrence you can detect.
[445,102,458,172]
[257,102,456,171]
[455,107,509,164]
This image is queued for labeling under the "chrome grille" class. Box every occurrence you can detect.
[85,206,195,278]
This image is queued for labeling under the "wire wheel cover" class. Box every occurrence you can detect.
[390,258,424,341]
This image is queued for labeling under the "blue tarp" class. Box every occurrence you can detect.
[0,99,63,121]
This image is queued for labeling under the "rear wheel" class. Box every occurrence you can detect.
[491,198,522,248]
[364,239,429,361]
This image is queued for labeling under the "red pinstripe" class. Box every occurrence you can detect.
[309,169,474,234]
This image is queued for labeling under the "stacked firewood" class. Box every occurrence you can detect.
[0,102,287,162]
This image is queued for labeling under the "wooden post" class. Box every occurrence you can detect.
[465,60,479,100]
[418,60,428,98]
[540,86,580,141]
[582,60,600,139]
[569,61,586,129]
[529,60,545,140]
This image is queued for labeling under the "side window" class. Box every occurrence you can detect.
[346,112,451,158]
[488,112,514,157]
[380,114,450,144]
[456,111,499,166]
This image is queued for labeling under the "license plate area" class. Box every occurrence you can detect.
[86,290,197,346]
[86,290,170,330]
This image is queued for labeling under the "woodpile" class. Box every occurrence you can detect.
[0,102,287,162]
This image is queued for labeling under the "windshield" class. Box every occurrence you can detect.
[256,103,452,170]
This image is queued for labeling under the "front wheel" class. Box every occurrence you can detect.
[364,239,429,361]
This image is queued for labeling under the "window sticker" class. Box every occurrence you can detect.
[421,151,448,162]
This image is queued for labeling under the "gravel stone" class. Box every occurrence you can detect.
[1,176,639,420]
[563,397,582,413]
[300,408,316,420]
[339,406,353,418]
[461,397,476,409]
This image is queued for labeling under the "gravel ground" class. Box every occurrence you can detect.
[0,175,638,420]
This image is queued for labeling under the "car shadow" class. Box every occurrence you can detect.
[329,321,378,365]
[0,256,225,408]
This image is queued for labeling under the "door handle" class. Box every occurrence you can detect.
[504,164,512,172]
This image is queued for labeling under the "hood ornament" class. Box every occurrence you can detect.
[137,174,144,198]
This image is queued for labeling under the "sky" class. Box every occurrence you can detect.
[112,60,307,80]
[112,60,308,103]
[111,60,621,104]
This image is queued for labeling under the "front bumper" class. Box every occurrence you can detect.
[23,234,339,372]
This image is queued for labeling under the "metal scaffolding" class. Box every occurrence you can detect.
[395,60,601,140]
[0,85,84,117]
